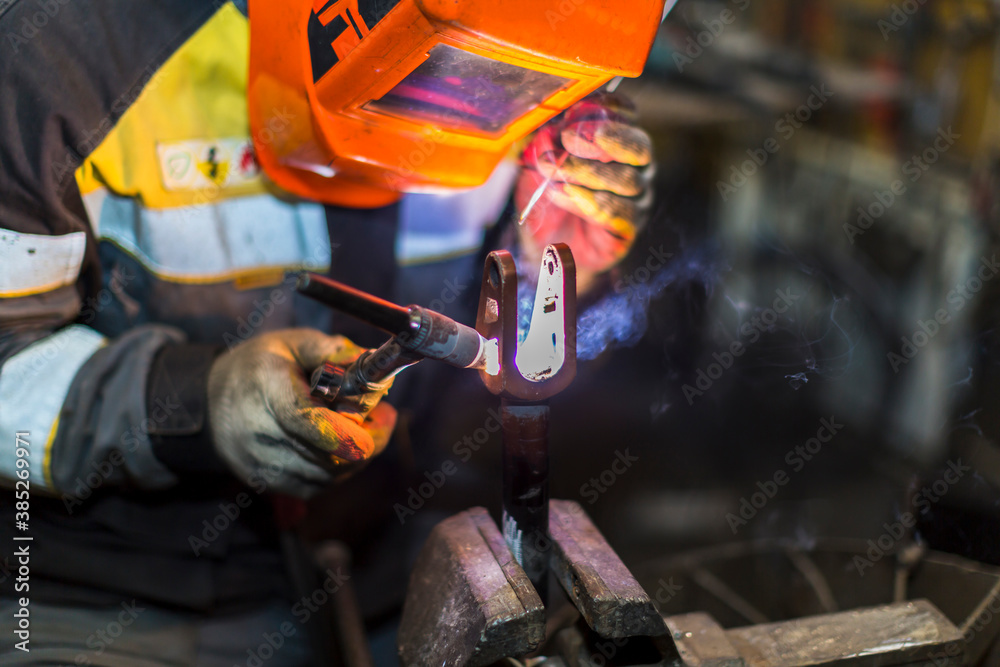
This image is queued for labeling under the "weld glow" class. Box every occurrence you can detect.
[483,338,500,376]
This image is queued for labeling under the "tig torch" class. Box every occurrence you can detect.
[296,272,499,417]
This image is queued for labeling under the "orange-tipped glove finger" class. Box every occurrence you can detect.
[207,329,397,498]
[561,123,653,166]
[532,152,645,197]
[516,92,654,273]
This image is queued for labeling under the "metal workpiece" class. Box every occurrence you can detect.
[501,401,552,602]
[476,244,577,400]
[397,507,545,667]
[548,500,667,639]
[476,244,577,602]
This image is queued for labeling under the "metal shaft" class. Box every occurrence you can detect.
[501,400,550,601]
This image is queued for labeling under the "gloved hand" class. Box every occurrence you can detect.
[515,92,654,274]
[207,328,397,498]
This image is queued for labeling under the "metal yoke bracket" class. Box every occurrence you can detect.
[476,244,577,401]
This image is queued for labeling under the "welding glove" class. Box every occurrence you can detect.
[207,328,397,498]
[516,92,654,273]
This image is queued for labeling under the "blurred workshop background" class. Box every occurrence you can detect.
[309,0,1000,662]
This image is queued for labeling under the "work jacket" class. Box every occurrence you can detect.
[0,0,513,610]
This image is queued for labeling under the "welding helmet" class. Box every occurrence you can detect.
[247,0,668,207]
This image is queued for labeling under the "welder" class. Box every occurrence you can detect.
[0,0,664,663]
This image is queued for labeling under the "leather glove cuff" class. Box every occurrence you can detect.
[147,342,229,477]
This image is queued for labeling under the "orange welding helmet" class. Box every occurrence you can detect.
[247,0,668,208]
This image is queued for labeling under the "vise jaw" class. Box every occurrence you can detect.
[397,500,666,667]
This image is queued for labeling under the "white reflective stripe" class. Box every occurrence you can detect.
[398,160,517,265]
[91,192,331,282]
[0,228,87,297]
[0,326,106,491]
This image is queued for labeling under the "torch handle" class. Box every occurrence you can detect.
[310,339,422,420]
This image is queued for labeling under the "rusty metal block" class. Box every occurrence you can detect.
[665,613,743,667]
[723,600,963,667]
[397,507,545,667]
[549,500,667,639]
